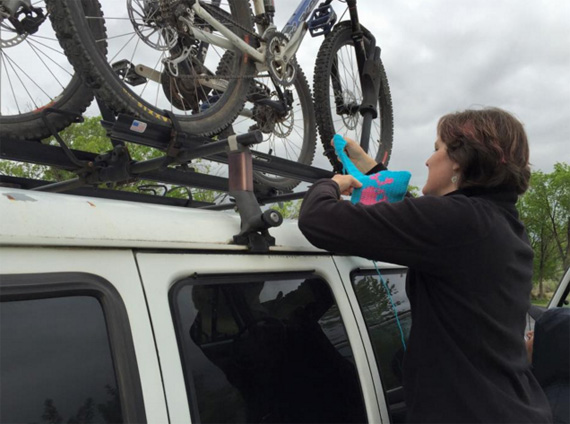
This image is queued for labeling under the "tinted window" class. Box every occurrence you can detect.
[171,275,367,423]
[0,296,123,423]
[352,269,411,391]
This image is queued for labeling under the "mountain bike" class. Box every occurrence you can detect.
[46,0,393,187]
[0,0,94,140]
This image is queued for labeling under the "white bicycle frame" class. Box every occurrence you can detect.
[184,0,314,73]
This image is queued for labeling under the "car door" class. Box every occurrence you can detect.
[549,267,570,308]
[333,256,411,424]
[135,251,385,423]
[0,247,167,423]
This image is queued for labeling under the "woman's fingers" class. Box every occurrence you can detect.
[332,174,362,195]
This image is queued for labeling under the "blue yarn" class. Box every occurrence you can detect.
[333,134,411,205]
[373,261,407,352]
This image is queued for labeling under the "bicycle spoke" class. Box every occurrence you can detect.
[157,71,164,113]
[140,49,164,98]
[129,33,142,69]
[26,42,65,90]
[25,36,68,57]
[3,53,39,110]
[0,22,15,31]
[104,31,141,43]
[25,34,59,42]
[4,51,53,104]
[26,39,73,77]
[108,32,138,65]
[1,53,21,114]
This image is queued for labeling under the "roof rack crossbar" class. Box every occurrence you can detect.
[0,175,213,208]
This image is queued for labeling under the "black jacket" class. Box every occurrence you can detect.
[298,179,552,423]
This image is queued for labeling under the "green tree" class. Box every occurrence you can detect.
[518,163,570,297]
[407,185,420,197]
[0,116,215,203]
[41,399,63,424]
[0,117,311,215]
[271,200,302,219]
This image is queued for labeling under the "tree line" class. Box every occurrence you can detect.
[517,163,570,297]
[1,117,568,297]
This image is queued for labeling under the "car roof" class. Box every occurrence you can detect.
[0,187,321,252]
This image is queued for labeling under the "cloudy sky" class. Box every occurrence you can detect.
[278,0,570,190]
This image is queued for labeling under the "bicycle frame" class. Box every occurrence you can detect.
[188,0,326,70]
[187,0,376,151]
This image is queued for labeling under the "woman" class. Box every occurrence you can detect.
[298,108,552,423]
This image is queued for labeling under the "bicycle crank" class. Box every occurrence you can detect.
[265,32,296,87]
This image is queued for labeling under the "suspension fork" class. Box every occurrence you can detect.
[345,0,379,153]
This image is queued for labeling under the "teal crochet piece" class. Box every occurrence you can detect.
[333,134,411,205]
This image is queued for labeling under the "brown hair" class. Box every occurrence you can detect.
[437,107,531,194]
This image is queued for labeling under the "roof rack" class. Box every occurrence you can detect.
[0,102,334,252]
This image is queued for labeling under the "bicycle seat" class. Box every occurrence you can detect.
[333,134,411,205]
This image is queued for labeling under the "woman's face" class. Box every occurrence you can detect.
[422,138,460,196]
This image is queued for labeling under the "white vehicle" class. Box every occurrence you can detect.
[0,187,411,423]
[549,266,570,309]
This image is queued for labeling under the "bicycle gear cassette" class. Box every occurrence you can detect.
[265,32,296,87]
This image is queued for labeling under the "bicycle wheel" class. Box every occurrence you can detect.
[313,21,394,171]
[49,0,256,136]
[0,0,94,140]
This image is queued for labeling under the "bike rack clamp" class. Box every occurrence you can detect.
[227,135,283,252]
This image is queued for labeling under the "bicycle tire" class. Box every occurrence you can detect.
[313,21,394,171]
[0,0,94,141]
[49,0,256,137]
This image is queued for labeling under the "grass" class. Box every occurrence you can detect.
[531,298,550,307]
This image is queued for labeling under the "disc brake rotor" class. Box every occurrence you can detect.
[341,91,360,130]
[0,4,45,47]
[127,0,178,50]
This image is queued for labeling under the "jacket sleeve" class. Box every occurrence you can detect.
[298,179,487,271]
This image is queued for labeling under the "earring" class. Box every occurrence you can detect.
[451,175,458,184]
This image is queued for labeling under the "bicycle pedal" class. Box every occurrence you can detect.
[112,60,147,86]
[308,5,337,37]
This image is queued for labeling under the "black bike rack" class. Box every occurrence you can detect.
[0,105,334,252]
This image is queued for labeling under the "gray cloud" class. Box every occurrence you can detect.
[74,0,567,191]
[351,0,570,189]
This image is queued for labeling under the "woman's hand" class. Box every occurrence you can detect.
[333,137,378,174]
[332,174,362,196]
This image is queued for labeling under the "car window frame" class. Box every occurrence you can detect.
[0,272,146,423]
[169,270,369,424]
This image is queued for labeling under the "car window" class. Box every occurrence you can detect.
[351,269,411,391]
[170,274,367,423]
[0,296,123,423]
